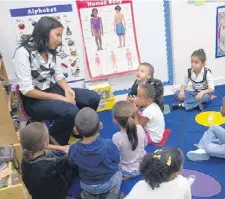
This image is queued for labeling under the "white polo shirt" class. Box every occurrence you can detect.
[14,46,64,95]
[183,67,214,91]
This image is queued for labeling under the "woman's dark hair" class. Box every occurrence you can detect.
[140,147,184,190]
[191,49,206,63]
[113,101,138,151]
[140,62,154,83]
[20,16,63,55]
[115,5,121,11]
[140,79,164,112]
[91,8,98,17]
[20,122,49,161]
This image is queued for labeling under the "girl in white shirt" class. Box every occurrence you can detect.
[112,101,147,180]
[135,80,165,145]
[125,147,191,199]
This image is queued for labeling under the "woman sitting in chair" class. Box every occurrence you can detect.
[14,16,100,145]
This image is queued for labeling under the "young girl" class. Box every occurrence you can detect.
[128,62,164,112]
[172,49,214,111]
[112,101,147,179]
[125,148,191,199]
[20,122,79,199]
[90,8,103,51]
[134,80,165,145]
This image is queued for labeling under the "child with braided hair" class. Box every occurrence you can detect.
[125,147,191,199]
[134,81,165,145]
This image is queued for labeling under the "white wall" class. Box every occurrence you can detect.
[0,0,169,94]
[171,1,225,86]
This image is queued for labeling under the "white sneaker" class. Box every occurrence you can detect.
[187,149,210,161]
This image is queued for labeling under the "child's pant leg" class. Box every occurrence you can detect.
[183,91,210,110]
[174,90,180,100]
[205,143,225,159]
[201,93,211,103]
[199,126,219,149]
[198,125,225,149]
[209,125,225,144]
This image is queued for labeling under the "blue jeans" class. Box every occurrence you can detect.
[121,169,140,178]
[21,84,100,145]
[80,171,122,194]
[175,90,211,110]
[199,125,225,159]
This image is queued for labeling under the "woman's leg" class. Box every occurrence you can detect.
[23,97,79,145]
[23,85,79,145]
[95,36,100,50]
[72,88,100,111]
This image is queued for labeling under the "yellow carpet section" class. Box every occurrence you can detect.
[195,111,225,127]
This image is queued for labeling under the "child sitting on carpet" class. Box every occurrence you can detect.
[134,81,165,145]
[68,107,122,199]
[125,147,191,199]
[172,49,215,111]
[112,101,147,179]
[20,122,79,199]
[187,125,225,161]
[128,62,164,112]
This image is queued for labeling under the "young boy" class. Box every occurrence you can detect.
[20,122,79,199]
[114,5,126,48]
[187,97,225,161]
[128,62,164,111]
[128,62,154,97]
[172,49,214,111]
[68,107,122,198]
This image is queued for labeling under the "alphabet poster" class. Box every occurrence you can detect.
[76,0,140,79]
[216,6,225,58]
[10,4,84,82]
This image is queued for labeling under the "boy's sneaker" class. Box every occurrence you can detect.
[187,149,210,161]
[172,102,183,109]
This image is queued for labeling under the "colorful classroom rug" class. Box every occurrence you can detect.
[98,84,225,199]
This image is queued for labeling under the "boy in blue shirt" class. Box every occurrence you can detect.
[68,107,122,199]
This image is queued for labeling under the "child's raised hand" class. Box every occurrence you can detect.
[127,95,136,103]
[195,91,204,101]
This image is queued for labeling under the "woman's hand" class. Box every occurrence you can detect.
[55,93,75,104]
[65,87,76,104]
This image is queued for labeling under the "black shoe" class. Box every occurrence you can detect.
[172,102,183,109]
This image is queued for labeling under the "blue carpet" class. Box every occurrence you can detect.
[98,85,225,199]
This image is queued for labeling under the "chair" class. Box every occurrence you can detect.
[16,85,59,145]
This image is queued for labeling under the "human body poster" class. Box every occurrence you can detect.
[216,6,225,58]
[76,0,140,79]
[10,4,84,82]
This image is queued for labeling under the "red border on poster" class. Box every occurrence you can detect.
[76,0,140,80]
